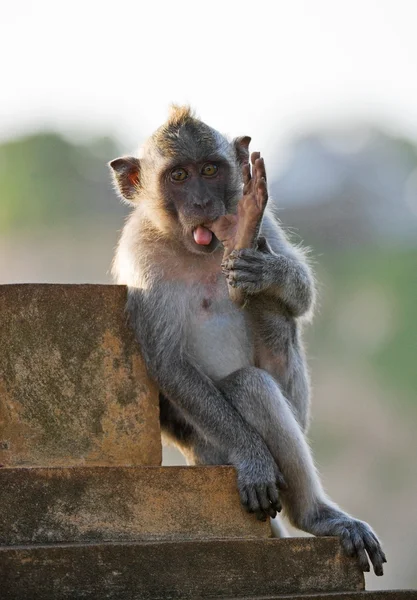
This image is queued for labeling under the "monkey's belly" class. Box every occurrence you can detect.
[187,312,253,381]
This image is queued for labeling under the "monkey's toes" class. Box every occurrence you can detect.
[242,163,252,191]
[256,177,268,210]
[251,152,261,168]
[340,521,386,576]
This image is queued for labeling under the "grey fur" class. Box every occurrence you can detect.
[110,107,386,576]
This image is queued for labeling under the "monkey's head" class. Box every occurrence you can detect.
[110,106,250,254]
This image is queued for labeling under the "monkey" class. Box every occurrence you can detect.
[109,105,386,576]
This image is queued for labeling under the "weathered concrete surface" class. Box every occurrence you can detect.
[0,538,364,599]
[0,466,270,544]
[0,284,161,467]
[228,593,417,599]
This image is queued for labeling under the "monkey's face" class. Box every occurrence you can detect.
[109,107,250,255]
[161,159,238,254]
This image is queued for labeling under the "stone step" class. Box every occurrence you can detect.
[0,465,270,544]
[0,284,161,467]
[226,593,417,599]
[0,538,363,599]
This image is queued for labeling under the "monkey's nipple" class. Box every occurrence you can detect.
[193,225,213,246]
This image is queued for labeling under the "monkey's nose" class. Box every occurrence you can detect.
[193,197,212,209]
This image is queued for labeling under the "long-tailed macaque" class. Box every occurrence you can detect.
[110,106,386,575]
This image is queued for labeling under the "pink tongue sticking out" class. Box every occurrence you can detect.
[193,225,213,246]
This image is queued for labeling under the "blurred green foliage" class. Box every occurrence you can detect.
[0,132,123,231]
[316,247,417,404]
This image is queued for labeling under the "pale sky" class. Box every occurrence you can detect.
[2,0,417,155]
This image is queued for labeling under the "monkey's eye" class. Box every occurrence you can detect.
[170,167,188,182]
[202,163,218,177]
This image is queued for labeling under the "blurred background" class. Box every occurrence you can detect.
[1,0,416,590]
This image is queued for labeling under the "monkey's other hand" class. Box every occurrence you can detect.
[235,444,287,521]
[222,247,273,294]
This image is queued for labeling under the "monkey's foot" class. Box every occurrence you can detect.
[208,152,268,256]
[302,504,387,576]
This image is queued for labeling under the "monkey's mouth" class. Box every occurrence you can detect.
[193,225,213,246]
[190,225,219,253]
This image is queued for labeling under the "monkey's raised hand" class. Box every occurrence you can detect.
[208,152,268,306]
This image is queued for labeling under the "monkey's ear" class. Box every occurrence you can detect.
[233,136,251,166]
[109,156,141,203]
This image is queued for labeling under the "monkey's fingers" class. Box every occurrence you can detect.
[256,176,268,213]
[244,486,260,514]
[250,152,261,185]
[254,156,267,184]
[239,483,277,519]
[267,483,282,513]
[256,489,276,519]
[242,163,252,194]
[222,249,264,274]
[251,151,261,166]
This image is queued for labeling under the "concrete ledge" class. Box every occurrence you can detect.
[0,284,161,467]
[0,538,364,599]
[0,466,270,544]
[226,593,417,599]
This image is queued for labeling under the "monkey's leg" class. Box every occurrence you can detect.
[159,393,229,465]
[218,367,386,576]
[160,392,289,535]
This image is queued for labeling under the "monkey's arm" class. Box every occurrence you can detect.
[222,212,316,318]
[127,287,285,517]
